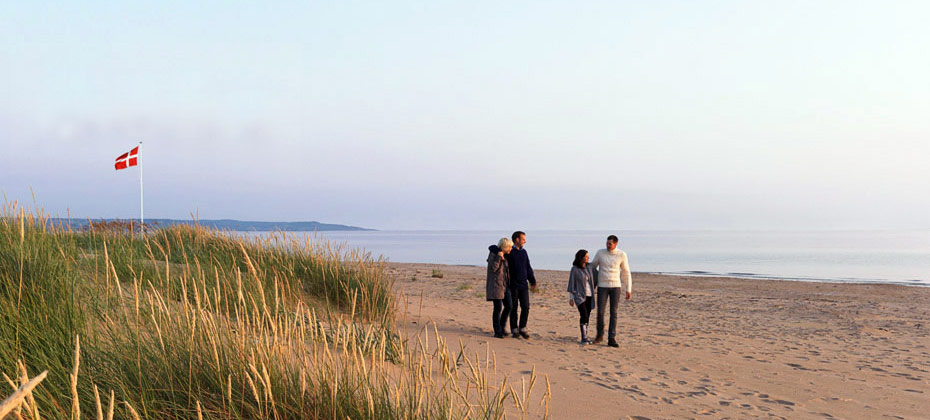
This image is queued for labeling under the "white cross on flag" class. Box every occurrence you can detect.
[115,146,139,170]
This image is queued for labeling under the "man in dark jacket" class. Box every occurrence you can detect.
[506,231,536,338]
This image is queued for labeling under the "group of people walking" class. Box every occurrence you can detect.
[487,231,536,339]
[486,232,632,347]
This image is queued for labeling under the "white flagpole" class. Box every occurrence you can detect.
[139,141,144,238]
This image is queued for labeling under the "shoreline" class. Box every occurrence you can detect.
[641,270,930,288]
[238,229,930,286]
[389,262,930,419]
[395,262,930,288]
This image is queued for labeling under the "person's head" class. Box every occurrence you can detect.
[573,249,589,268]
[511,231,526,249]
[606,235,619,251]
[498,237,514,254]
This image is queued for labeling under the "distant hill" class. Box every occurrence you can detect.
[50,218,375,232]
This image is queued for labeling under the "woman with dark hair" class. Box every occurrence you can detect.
[567,249,596,344]
[487,238,514,338]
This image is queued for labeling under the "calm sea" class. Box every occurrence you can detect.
[242,230,930,287]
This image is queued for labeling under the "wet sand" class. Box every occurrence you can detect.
[391,262,930,419]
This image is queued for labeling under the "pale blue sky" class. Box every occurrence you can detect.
[3,1,929,229]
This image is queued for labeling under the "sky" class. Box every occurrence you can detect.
[2,1,929,230]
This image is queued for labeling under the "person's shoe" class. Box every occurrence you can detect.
[494,333,505,339]
[519,330,530,339]
[592,334,604,344]
[607,339,620,348]
[512,332,521,339]
[580,325,589,344]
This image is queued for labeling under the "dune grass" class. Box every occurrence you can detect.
[0,202,549,419]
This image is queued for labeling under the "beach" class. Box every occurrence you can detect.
[391,262,930,419]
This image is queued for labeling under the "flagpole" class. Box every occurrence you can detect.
[139,141,144,238]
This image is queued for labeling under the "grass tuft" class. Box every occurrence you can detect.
[0,201,550,419]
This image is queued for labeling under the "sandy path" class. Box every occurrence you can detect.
[390,263,930,419]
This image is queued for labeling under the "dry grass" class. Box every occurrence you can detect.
[0,201,550,419]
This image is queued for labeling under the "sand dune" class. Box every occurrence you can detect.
[391,263,930,419]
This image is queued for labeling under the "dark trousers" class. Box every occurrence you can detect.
[576,296,593,326]
[596,287,621,340]
[491,297,511,335]
[509,287,530,331]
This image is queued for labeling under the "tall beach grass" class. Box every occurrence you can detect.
[0,202,549,419]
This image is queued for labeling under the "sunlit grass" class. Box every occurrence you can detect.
[0,201,550,419]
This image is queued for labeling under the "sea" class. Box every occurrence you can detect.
[241,230,930,287]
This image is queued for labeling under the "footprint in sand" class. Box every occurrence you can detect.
[620,384,649,397]
[893,372,922,381]
[761,398,795,407]
[786,363,813,371]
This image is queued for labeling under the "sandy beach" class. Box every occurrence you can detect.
[390,263,930,419]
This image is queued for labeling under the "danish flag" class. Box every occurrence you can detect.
[115,146,139,170]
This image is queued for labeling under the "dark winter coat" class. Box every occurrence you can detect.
[486,246,510,300]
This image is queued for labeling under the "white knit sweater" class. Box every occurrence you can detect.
[591,248,632,292]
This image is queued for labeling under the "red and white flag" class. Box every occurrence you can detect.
[115,146,139,170]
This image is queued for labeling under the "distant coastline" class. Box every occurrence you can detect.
[50,218,375,232]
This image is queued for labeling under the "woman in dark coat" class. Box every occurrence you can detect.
[487,237,514,338]
[567,249,596,344]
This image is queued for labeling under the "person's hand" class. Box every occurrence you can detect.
[497,251,504,259]
[569,299,575,307]
[531,284,538,292]
[626,291,632,300]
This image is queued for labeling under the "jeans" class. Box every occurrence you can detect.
[510,287,530,331]
[596,287,621,340]
[576,296,593,326]
[491,297,511,335]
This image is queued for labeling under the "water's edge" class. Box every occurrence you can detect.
[237,230,930,287]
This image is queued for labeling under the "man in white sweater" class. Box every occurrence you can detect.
[589,234,632,347]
